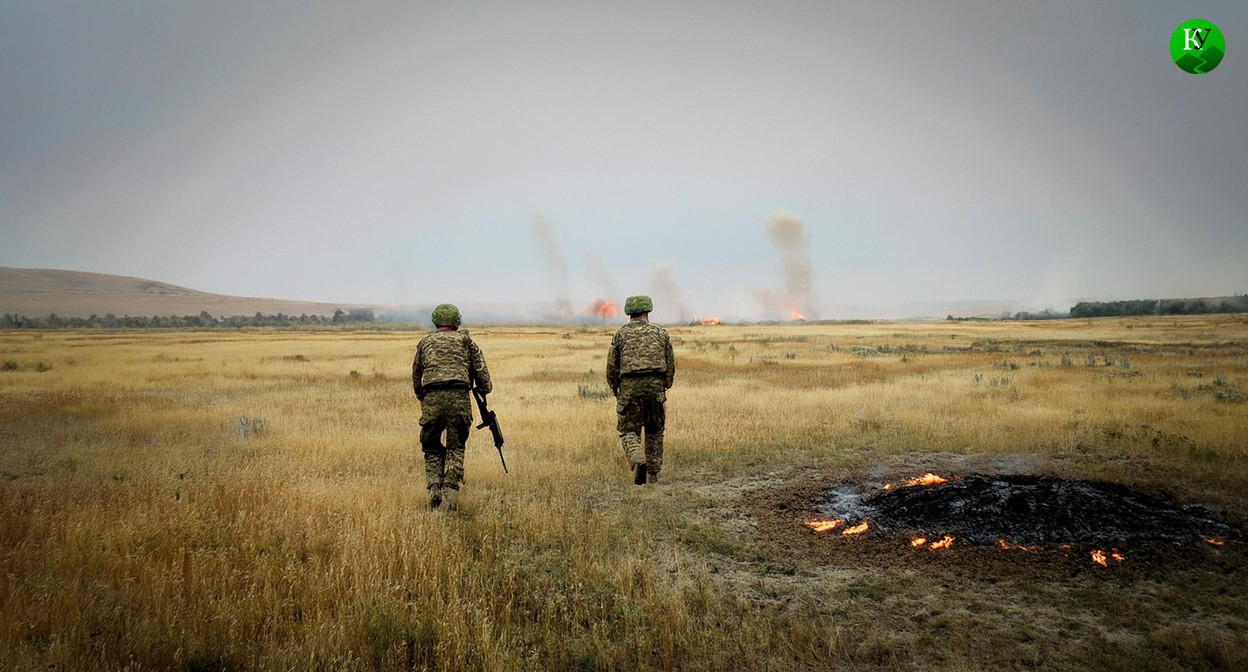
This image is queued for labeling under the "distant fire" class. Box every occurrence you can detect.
[697,317,722,325]
[589,299,618,319]
[928,535,955,550]
[911,537,927,547]
[1205,538,1226,546]
[780,302,806,321]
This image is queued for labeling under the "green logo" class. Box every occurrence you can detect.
[1171,19,1225,74]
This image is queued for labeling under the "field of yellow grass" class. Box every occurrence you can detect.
[2,316,1246,670]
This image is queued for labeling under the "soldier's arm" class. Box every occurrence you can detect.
[412,345,424,399]
[606,332,621,394]
[468,339,493,395]
[663,334,675,389]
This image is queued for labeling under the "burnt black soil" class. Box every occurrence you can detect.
[746,472,1244,578]
[851,474,1234,545]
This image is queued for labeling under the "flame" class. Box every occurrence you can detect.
[929,535,955,550]
[805,519,842,533]
[884,473,949,490]
[1111,551,1125,562]
[841,521,869,536]
[780,302,806,321]
[697,317,721,325]
[590,299,618,319]
[1205,538,1226,546]
[908,473,947,487]
[1091,550,1108,567]
[998,538,1038,552]
[911,537,928,547]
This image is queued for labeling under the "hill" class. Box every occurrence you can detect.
[0,267,359,319]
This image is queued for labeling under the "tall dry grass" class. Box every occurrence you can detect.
[1,316,1247,670]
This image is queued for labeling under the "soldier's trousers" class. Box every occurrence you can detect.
[419,389,472,492]
[616,375,667,477]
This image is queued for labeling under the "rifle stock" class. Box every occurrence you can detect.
[472,388,508,474]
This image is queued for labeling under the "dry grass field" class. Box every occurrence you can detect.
[1,316,1246,671]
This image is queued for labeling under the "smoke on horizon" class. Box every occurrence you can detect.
[532,215,574,317]
[648,262,690,324]
[763,213,820,320]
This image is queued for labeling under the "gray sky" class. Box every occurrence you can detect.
[2,1,1245,320]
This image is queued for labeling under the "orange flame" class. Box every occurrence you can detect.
[841,521,869,536]
[805,519,842,533]
[911,537,928,547]
[1111,551,1125,562]
[1205,538,1226,546]
[1091,550,1108,567]
[908,473,947,487]
[929,535,955,550]
[780,302,806,321]
[998,538,1038,552]
[697,317,721,325]
[590,299,618,319]
[884,473,949,490]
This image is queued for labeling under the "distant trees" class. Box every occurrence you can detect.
[1070,296,1248,318]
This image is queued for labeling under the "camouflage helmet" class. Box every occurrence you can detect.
[431,303,462,327]
[624,295,653,316]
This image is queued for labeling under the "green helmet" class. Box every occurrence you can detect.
[624,295,653,316]
[431,303,462,327]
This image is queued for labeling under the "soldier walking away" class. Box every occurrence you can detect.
[606,295,675,485]
[412,304,492,509]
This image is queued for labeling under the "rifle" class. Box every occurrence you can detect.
[472,387,508,474]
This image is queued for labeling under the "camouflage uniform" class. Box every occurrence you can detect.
[412,328,492,505]
[607,317,675,482]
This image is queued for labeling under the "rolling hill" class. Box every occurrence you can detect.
[0,267,360,319]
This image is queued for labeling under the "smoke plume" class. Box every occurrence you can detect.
[532,215,573,316]
[764,212,820,320]
[584,252,618,299]
[648,262,690,323]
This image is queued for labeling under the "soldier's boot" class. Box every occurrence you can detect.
[621,432,646,484]
[644,432,664,485]
[442,486,460,512]
[428,484,443,509]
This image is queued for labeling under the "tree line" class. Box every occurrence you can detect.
[1,308,377,329]
[1069,296,1247,318]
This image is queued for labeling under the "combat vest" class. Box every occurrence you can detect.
[419,330,475,388]
[617,322,669,375]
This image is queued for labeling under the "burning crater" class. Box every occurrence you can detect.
[761,472,1238,572]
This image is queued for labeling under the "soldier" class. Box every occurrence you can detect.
[412,303,492,509]
[606,295,675,484]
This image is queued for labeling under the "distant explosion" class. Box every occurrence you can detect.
[696,317,722,325]
[780,302,806,321]
[590,299,618,319]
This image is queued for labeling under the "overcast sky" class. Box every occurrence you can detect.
[2,1,1245,320]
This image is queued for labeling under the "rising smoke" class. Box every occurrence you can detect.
[648,262,690,323]
[764,212,820,320]
[532,215,574,317]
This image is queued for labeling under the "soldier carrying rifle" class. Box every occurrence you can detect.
[412,303,494,510]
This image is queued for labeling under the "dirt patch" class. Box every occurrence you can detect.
[745,469,1244,579]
